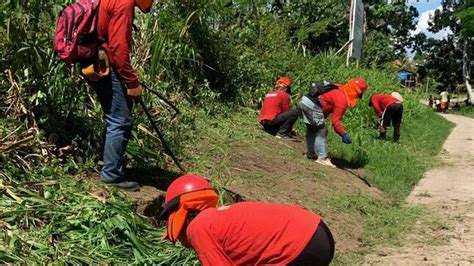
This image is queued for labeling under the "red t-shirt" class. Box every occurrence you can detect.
[186,202,321,266]
[370,94,399,117]
[259,90,290,122]
[97,0,139,89]
[319,88,348,136]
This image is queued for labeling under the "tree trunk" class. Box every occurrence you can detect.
[463,39,473,104]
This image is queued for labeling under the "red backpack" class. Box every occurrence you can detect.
[54,0,101,64]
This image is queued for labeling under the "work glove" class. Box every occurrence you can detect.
[127,85,143,100]
[341,133,352,144]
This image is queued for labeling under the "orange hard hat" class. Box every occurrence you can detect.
[275,77,292,88]
[136,0,154,13]
[159,175,218,243]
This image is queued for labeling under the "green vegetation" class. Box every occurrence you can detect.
[0,0,459,264]
[449,106,474,118]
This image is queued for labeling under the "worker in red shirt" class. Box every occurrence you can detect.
[369,92,404,143]
[299,78,368,168]
[88,0,154,191]
[159,175,335,265]
[259,77,301,139]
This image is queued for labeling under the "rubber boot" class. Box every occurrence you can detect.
[379,132,386,140]
[393,134,400,143]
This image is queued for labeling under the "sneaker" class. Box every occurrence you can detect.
[316,158,336,168]
[103,180,140,191]
[275,133,294,140]
[306,153,317,160]
[276,133,299,142]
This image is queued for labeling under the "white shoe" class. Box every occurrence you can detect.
[316,158,336,168]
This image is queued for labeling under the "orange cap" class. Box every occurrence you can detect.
[275,77,292,88]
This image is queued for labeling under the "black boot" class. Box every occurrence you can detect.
[393,134,400,143]
[379,132,386,140]
[306,152,317,160]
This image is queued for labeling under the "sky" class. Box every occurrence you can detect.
[406,0,453,39]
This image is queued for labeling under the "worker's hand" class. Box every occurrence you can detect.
[341,133,352,144]
[127,85,143,100]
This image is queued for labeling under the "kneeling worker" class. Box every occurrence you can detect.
[369,92,404,142]
[160,175,335,265]
[259,77,300,139]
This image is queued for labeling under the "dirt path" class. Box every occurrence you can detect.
[366,113,474,264]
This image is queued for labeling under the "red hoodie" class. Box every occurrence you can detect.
[370,94,399,117]
[186,202,321,266]
[319,88,349,136]
[97,0,139,89]
[258,89,290,122]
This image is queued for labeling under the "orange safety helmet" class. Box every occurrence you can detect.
[275,77,292,88]
[159,175,219,243]
[135,0,154,13]
[341,77,368,107]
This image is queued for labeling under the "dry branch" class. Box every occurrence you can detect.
[0,135,35,154]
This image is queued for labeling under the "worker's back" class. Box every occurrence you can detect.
[186,201,320,265]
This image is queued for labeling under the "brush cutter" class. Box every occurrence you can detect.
[139,99,186,173]
[140,82,180,121]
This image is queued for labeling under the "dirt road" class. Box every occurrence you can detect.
[366,113,474,265]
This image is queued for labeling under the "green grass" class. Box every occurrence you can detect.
[449,105,474,118]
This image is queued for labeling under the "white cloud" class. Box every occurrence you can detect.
[411,5,453,39]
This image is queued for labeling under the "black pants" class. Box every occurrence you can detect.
[261,109,300,135]
[381,103,403,131]
[289,221,335,266]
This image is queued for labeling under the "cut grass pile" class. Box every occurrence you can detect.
[0,170,196,264]
[0,120,196,264]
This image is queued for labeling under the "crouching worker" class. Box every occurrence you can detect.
[160,175,335,266]
[369,92,404,143]
[259,77,300,139]
[299,78,368,168]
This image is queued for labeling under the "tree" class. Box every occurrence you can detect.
[428,0,473,102]
[363,0,418,66]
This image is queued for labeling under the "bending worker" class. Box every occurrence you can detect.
[369,92,404,143]
[88,0,155,191]
[299,78,368,168]
[160,175,335,265]
[259,77,300,139]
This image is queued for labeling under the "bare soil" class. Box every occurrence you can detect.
[219,134,382,253]
[124,131,382,255]
[365,113,474,265]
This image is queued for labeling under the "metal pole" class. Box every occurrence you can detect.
[346,0,354,67]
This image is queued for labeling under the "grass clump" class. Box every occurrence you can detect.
[331,193,422,247]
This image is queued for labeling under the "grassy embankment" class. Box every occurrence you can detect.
[1,57,453,264]
[184,63,454,263]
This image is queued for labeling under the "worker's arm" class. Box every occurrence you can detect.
[107,1,139,89]
[371,95,383,117]
[187,220,235,266]
[331,105,347,136]
[280,91,290,113]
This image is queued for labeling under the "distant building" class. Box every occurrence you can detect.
[398,70,416,88]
